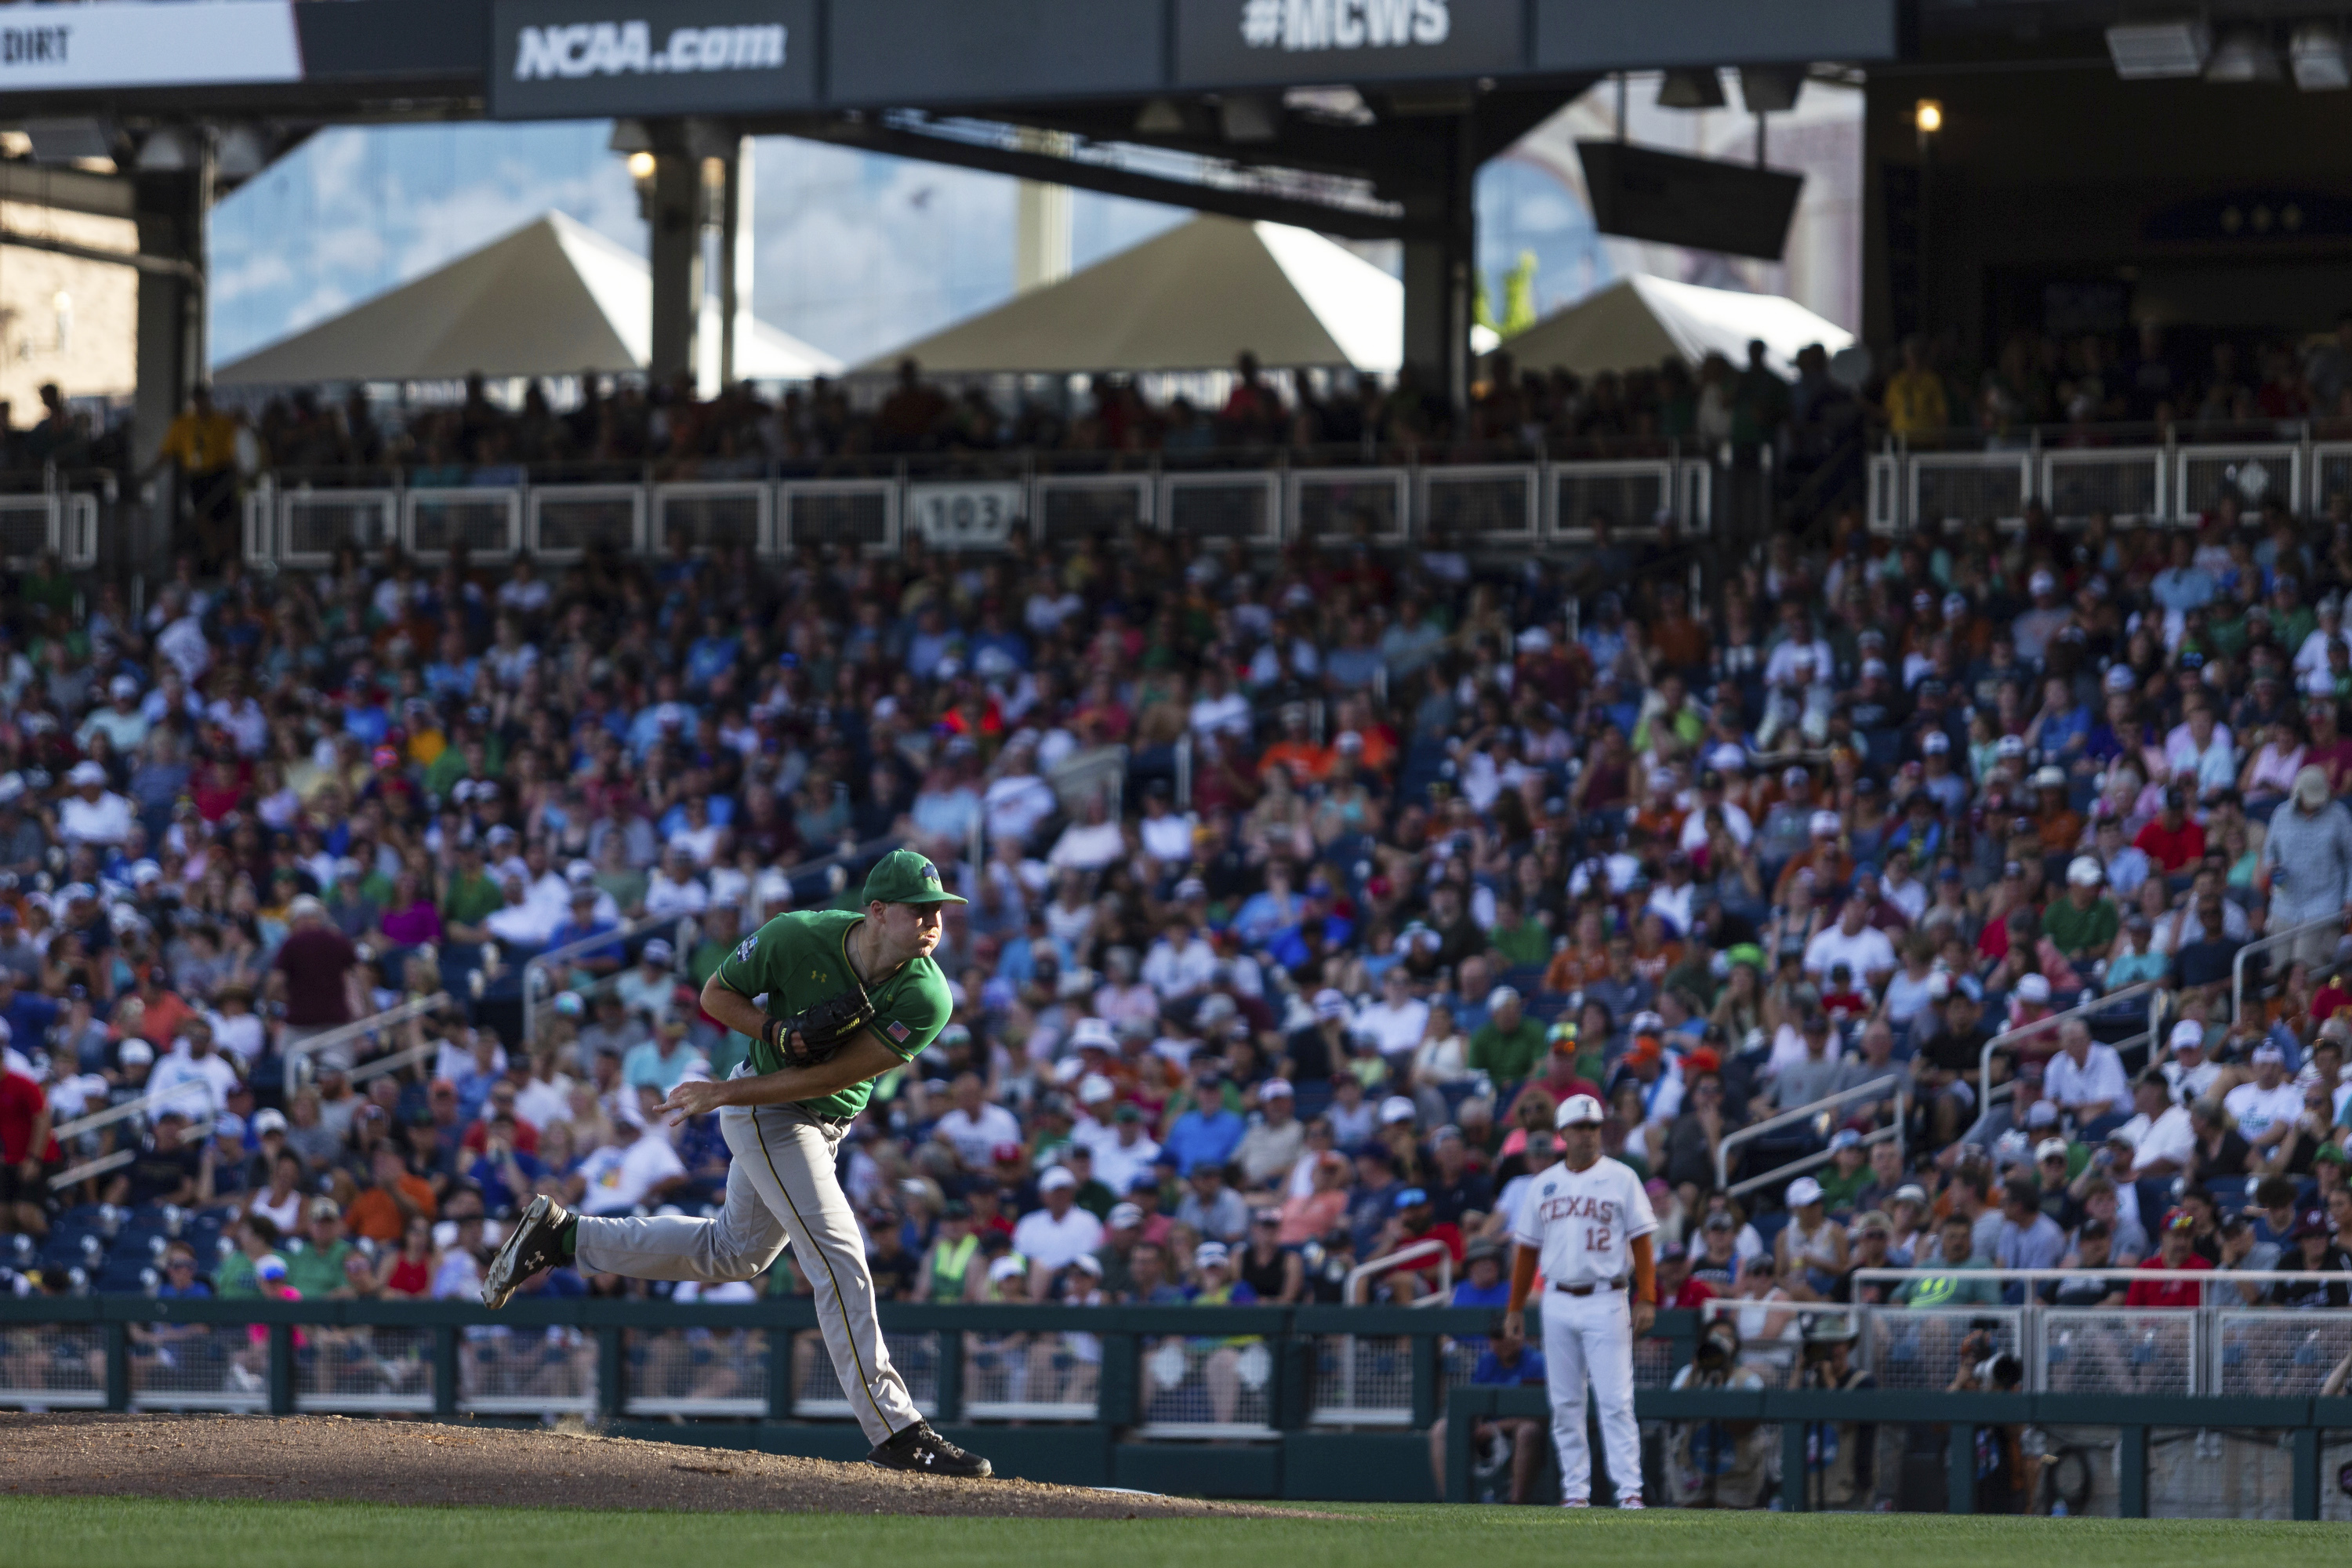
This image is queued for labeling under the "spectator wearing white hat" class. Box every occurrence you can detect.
[56,759,132,848]
[2226,1042,2305,1172]
[1774,1175,1846,1295]
[2043,856,2119,967]
[2158,1018,2223,1103]
[1013,1165,1106,1290]
[76,673,148,753]
[2260,764,2352,972]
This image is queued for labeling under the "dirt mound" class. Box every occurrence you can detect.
[0,1414,1301,1519]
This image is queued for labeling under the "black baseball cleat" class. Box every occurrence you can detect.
[481,1194,572,1308]
[869,1421,993,1479]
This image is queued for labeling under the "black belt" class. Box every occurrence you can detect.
[1555,1278,1628,1297]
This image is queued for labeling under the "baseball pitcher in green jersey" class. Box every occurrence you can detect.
[481,849,992,1478]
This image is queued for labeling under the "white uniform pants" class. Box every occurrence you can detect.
[1541,1288,1643,1504]
[574,1100,922,1446]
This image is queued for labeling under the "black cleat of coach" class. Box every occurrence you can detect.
[481,1194,572,1308]
[869,1421,993,1479]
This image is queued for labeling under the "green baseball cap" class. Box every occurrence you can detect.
[862,848,967,906]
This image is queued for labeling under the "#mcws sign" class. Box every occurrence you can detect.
[492,0,815,118]
[1178,0,1520,84]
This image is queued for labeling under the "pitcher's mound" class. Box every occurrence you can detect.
[0,1414,1302,1519]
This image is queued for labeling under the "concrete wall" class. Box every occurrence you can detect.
[0,202,139,416]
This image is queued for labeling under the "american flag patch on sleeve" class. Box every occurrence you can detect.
[886,1020,910,1043]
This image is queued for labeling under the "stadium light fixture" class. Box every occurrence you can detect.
[2105,19,2212,78]
[1657,69,1727,111]
[2292,23,2350,89]
[1737,66,1805,115]
[215,125,271,180]
[134,128,194,172]
[2205,27,2282,82]
[1914,99,1943,135]
[626,151,657,181]
[1133,98,1187,135]
[23,119,112,165]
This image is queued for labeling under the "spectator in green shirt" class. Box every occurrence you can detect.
[1815,1128,1873,1216]
[1897,1215,2002,1308]
[282,1199,356,1299]
[2042,855,2119,963]
[1486,893,1550,971]
[441,839,505,942]
[1468,985,1547,1085]
[212,1214,282,1301]
[688,903,741,993]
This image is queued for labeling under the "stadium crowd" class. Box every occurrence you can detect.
[8,326,2352,1418]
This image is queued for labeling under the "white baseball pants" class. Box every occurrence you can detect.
[1541,1289,1644,1504]
[573,1099,922,1446]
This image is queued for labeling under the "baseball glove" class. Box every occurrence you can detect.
[765,989,876,1069]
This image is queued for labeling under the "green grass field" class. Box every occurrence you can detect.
[5,1497,2348,1568]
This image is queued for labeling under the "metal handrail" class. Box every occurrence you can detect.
[519,910,695,1047]
[280,992,451,1102]
[49,1084,213,1148]
[1724,1091,1907,1201]
[2231,912,2344,1023]
[346,1039,439,1091]
[1715,1074,1908,1192]
[47,1146,135,1192]
[1977,979,2164,1116]
[1345,1238,1454,1306]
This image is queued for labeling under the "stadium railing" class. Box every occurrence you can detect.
[2230,911,2346,1024]
[1977,979,2165,1119]
[231,444,1719,566]
[1867,417,2351,532]
[11,1288,2352,1512]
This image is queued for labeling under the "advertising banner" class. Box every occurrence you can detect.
[492,0,818,118]
[0,1,301,93]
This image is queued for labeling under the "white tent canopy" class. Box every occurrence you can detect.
[216,210,840,390]
[1488,274,1853,379]
[855,216,1402,376]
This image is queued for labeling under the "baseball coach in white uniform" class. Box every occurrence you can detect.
[1500,1092,1657,1508]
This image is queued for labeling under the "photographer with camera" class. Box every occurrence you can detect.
[1790,1314,1878,1508]
[1664,1319,1774,1508]
[1948,1323,2031,1513]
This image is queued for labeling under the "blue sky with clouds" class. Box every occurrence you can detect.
[208,122,1193,371]
[207,119,1633,374]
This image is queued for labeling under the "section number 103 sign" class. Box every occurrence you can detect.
[908,481,1025,550]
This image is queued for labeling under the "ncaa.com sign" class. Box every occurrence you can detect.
[513,20,785,80]
[492,0,815,117]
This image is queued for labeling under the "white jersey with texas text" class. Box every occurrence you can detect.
[1512,1154,1657,1289]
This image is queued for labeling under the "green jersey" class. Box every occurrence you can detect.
[715,909,951,1120]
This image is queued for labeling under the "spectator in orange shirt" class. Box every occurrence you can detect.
[345,1144,438,1245]
[132,965,195,1047]
[1258,703,1334,785]
[1542,909,1613,994]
